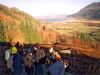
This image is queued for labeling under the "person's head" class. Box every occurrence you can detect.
[27,53,32,58]
[11,46,17,54]
[39,46,45,51]
[53,43,59,50]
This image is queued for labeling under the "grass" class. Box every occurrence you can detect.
[47,20,100,43]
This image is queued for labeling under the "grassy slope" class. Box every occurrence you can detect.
[0,4,41,44]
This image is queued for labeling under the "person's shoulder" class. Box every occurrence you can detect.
[19,55,23,58]
[57,61,64,65]
[17,54,23,58]
[18,55,24,61]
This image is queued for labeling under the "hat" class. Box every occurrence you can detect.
[11,47,17,54]
[39,46,45,49]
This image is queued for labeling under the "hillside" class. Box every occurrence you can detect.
[70,2,100,19]
[0,4,42,44]
[0,4,60,44]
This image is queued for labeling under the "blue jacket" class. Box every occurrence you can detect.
[13,54,24,75]
[49,61,64,75]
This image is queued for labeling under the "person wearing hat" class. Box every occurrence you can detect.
[11,46,24,75]
[49,47,62,64]
[49,47,65,75]
[6,47,18,72]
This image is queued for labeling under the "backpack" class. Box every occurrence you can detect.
[7,55,13,69]
[5,49,11,61]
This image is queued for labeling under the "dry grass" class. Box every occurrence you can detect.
[40,19,100,58]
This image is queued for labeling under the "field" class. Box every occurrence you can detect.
[41,19,100,58]
[47,19,100,40]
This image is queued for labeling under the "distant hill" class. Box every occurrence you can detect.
[70,2,100,19]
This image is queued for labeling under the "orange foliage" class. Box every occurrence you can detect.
[39,26,60,44]
[4,29,24,44]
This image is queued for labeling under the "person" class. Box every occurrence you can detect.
[49,47,61,64]
[48,47,66,75]
[11,46,24,75]
[49,55,65,75]
[34,46,45,75]
[5,45,13,75]
[24,49,35,75]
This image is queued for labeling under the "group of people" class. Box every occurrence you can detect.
[4,44,69,75]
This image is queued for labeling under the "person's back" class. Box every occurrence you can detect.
[13,54,24,75]
[49,61,64,75]
[11,46,24,75]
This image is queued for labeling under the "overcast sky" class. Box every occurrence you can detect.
[0,0,100,17]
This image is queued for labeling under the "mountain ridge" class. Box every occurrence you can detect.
[70,2,100,19]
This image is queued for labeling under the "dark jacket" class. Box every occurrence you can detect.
[13,54,24,75]
[49,61,64,75]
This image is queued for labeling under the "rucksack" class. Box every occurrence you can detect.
[5,49,11,61]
